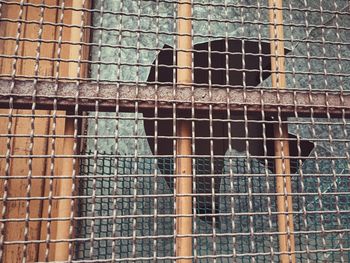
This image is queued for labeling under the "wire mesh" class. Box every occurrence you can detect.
[76,152,350,262]
[0,0,350,262]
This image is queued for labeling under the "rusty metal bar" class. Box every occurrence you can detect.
[0,80,349,118]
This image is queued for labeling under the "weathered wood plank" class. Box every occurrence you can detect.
[0,1,56,262]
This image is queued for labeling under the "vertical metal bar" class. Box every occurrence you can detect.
[176,0,192,262]
[268,1,296,262]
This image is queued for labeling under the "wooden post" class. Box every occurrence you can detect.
[51,117,76,261]
[268,0,296,262]
[48,0,90,261]
[0,0,90,261]
[176,1,193,262]
[0,1,64,261]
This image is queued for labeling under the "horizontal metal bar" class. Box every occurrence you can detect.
[0,79,349,118]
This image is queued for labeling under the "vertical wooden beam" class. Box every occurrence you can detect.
[0,0,90,261]
[37,0,91,259]
[176,1,193,262]
[37,114,66,262]
[268,1,296,262]
[51,117,76,261]
[0,1,61,262]
[48,0,90,261]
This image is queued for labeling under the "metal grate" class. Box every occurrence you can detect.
[0,0,350,262]
[76,152,350,262]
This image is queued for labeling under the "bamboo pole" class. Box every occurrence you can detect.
[175,1,193,262]
[268,1,296,262]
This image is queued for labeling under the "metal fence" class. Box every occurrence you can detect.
[0,0,350,262]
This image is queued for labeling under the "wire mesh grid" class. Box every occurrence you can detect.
[0,0,350,262]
